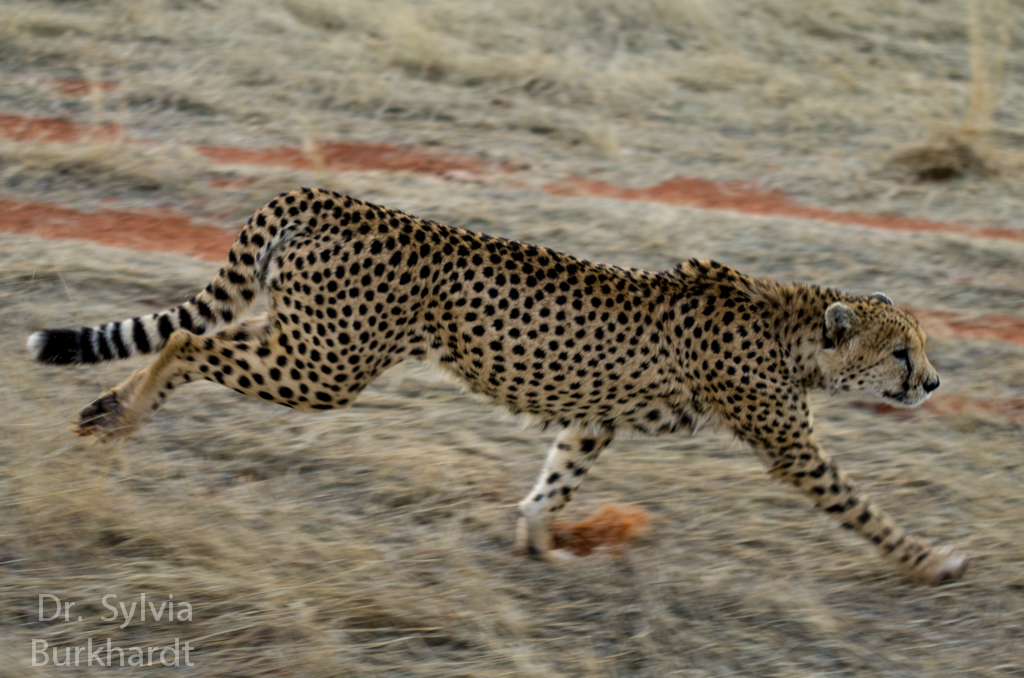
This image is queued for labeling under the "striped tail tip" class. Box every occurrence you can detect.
[27,329,86,365]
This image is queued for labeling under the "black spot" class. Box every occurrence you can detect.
[176,307,194,332]
[131,318,151,353]
[158,315,175,340]
[94,329,113,361]
[110,322,130,359]
[72,327,96,364]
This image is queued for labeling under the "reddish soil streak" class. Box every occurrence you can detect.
[0,114,121,143]
[913,310,1024,347]
[209,176,259,189]
[858,396,1024,424]
[51,78,120,97]
[929,395,1024,422]
[197,142,488,178]
[0,113,490,177]
[546,177,1024,244]
[0,198,232,263]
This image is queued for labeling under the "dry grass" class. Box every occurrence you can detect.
[1,0,1024,675]
[3,0,1024,219]
[960,0,1011,140]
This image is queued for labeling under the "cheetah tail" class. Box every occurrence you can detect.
[26,192,299,365]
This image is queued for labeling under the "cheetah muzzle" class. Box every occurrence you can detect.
[28,188,966,585]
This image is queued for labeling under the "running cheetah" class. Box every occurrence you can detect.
[28,188,966,584]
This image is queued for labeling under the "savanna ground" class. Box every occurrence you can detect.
[1,0,1023,675]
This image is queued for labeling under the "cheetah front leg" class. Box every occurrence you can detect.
[515,425,615,559]
[73,316,273,441]
[765,440,967,584]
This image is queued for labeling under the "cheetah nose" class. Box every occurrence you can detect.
[923,376,940,393]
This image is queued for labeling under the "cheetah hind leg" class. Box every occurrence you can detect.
[73,316,273,442]
[515,425,615,560]
[71,328,203,442]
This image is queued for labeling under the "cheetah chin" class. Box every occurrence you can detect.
[29,187,964,585]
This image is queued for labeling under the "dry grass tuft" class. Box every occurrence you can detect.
[960,0,1010,140]
[888,132,994,181]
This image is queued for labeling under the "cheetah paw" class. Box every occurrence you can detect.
[929,546,968,584]
[546,548,579,563]
[513,543,577,563]
[913,545,968,585]
[71,392,135,441]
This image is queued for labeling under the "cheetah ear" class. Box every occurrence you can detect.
[823,302,860,350]
[868,292,893,306]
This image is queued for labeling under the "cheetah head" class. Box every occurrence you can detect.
[817,293,940,408]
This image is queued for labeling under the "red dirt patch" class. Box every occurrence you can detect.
[51,78,120,97]
[196,141,489,178]
[929,395,1024,423]
[913,310,1024,347]
[552,504,651,557]
[852,402,918,420]
[856,395,1024,425]
[0,113,121,143]
[0,113,492,177]
[209,176,259,190]
[0,198,231,263]
[546,176,1024,245]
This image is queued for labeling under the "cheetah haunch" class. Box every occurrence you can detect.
[28,188,966,584]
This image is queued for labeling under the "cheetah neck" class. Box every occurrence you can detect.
[766,282,845,390]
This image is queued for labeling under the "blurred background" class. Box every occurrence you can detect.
[1,0,1022,675]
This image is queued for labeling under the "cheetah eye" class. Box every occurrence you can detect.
[892,348,909,363]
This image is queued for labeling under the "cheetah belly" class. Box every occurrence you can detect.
[616,395,700,436]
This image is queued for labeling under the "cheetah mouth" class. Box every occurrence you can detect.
[882,389,928,408]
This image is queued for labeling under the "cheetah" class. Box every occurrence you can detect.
[28,187,966,584]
